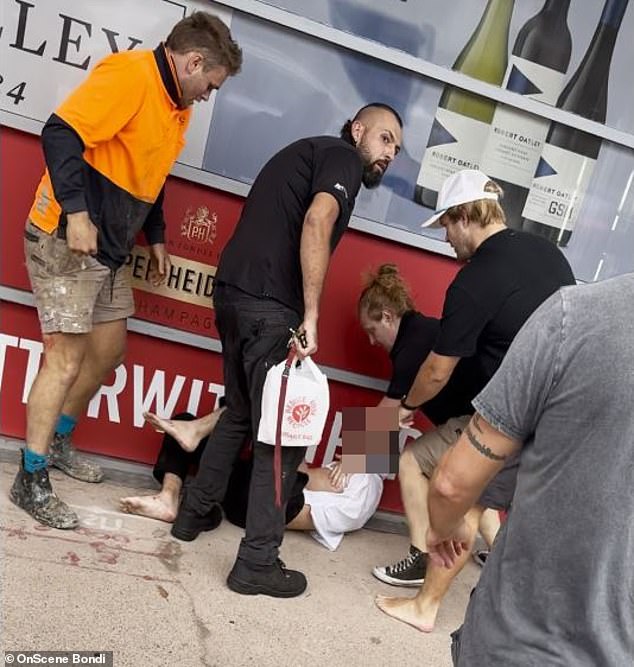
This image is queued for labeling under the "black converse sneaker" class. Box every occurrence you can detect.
[9,450,79,529]
[372,545,427,587]
[49,432,104,483]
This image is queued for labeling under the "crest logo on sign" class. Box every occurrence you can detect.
[286,398,316,428]
[181,206,217,245]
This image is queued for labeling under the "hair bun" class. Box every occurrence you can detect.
[377,263,398,277]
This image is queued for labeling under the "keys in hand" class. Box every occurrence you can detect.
[288,327,308,350]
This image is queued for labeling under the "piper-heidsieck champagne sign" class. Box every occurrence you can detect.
[521,0,630,246]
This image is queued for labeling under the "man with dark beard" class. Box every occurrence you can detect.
[171,104,403,598]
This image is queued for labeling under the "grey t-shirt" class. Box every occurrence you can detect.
[457,274,634,667]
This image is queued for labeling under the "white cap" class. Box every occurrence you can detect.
[421,169,499,228]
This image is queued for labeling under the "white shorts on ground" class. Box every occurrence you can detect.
[303,469,384,551]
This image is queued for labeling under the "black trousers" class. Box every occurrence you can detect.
[153,412,308,527]
[185,284,307,567]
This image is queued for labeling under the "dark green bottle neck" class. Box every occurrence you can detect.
[541,0,571,20]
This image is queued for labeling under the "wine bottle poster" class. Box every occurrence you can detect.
[479,0,574,228]
[2,0,633,283]
[414,0,515,208]
[416,109,490,197]
[261,0,633,136]
[521,0,630,246]
[522,146,596,240]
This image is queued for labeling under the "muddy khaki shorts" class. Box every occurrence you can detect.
[24,220,135,334]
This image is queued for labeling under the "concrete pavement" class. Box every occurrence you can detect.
[0,440,480,667]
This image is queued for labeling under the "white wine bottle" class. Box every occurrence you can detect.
[522,0,629,246]
[414,0,514,209]
[479,0,572,229]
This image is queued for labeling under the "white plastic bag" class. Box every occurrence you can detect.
[258,353,330,448]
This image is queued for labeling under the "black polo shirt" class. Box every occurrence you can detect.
[386,311,477,426]
[435,229,575,393]
[215,136,363,315]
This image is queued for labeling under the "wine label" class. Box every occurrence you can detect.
[416,108,489,196]
[480,57,566,188]
[480,109,549,188]
[522,143,596,232]
[504,56,566,104]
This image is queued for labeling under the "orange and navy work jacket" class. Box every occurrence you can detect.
[28,44,191,270]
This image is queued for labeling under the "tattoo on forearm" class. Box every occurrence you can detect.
[465,424,507,461]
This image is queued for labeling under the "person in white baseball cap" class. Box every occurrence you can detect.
[376,168,575,634]
[419,170,506,262]
[422,169,502,230]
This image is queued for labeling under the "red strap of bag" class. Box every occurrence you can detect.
[274,350,296,508]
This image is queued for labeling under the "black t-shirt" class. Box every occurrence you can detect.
[215,136,363,314]
[386,311,477,426]
[435,229,575,394]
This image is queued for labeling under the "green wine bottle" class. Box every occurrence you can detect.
[415,0,514,209]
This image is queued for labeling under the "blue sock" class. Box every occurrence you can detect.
[55,413,77,436]
[23,447,48,473]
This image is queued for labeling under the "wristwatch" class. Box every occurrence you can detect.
[400,395,421,411]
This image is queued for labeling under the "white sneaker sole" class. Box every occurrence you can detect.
[371,566,424,587]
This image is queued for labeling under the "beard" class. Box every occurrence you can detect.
[362,162,384,189]
[357,141,386,189]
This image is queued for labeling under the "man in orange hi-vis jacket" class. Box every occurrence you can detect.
[12,12,242,530]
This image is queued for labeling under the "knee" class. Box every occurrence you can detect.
[42,341,83,386]
[56,359,82,386]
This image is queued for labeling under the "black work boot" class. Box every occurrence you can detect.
[227,558,307,598]
[9,451,79,529]
[49,432,104,483]
[170,493,223,542]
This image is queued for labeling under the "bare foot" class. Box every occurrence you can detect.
[375,595,437,633]
[119,494,178,523]
[143,412,200,453]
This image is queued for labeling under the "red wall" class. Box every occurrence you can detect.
[1,126,460,512]
[1,127,459,377]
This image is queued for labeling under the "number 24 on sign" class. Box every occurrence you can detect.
[0,75,27,105]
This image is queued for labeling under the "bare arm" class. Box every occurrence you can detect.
[426,412,521,567]
[399,352,460,425]
[376,396,400,408]
[297,192,340,358]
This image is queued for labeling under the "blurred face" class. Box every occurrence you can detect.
[353,110,402,189]
[178,53,228,107]
[440,214,474,262]
[359,309,399,353]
